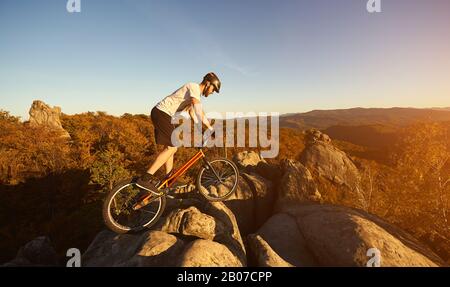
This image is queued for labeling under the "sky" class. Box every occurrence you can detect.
[1,0,450,120]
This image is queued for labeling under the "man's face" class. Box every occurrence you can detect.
[204,85,215,97]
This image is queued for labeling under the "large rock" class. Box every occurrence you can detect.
[82,230,186,267]
[82,198,247,267]
[220,175,254,236]
[233,151,266,169]
[178,239,243,267]
[2,236,59,267]
[275,159,321,212]
[232,151,282,183]
[247,234,294,267]
[249,204,444,267]
[157,206,220,240]
[248,213,317,267]
[299,129,360,192]
[241,173,275,229]
[223,173,275,236]
[28,100,70,138]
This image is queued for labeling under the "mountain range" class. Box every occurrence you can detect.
[279,107,450,130]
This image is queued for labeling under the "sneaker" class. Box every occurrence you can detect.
[136,173,160,192]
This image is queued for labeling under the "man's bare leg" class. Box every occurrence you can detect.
[165,153,174,175]
[146,146,177,175]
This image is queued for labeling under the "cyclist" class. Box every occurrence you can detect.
[136,72,221,192]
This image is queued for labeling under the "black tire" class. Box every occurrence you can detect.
[102,178,166,234]
[196,158,239,201]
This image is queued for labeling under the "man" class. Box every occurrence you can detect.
[136,72,221,192]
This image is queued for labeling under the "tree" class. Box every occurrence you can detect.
[89,146,131,192]
[389,122,449,239]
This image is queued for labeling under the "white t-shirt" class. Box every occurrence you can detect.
[156,82,201,117]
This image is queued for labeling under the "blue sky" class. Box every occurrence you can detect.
[1,0,450,120]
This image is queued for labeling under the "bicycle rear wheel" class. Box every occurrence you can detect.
[196,158,239,201]
[102,179,166,234]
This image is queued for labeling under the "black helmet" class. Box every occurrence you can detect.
[202,72,221,93]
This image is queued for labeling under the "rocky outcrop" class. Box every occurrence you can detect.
[178,239,243,267]
[233,151,265,169]
[300,129,360,188]
[82,197,247,267]
[28,100,70,138]
[241,173,275,229]
[247,213,316,267]
[247,234,294,267]
[2,236,59,267]
[80,168,276,267]
[248,204,444,267]
[232,151,282,183]
[275,159,321,212]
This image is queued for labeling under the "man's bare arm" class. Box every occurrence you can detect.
[191,98,213,130]
[187,105,198,124]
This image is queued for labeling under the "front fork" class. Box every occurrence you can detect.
[202,157,224,183]
[132,183,166,211]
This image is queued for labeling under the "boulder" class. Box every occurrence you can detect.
[247,234,294,267]
[233,151,266,169]
[299,129,360,192]
[232,151,282,183]
[220,175,254,236]
[248,213,317,267]
[2,236,59,266]
[248,204,444,267]
[275,159,321,212]
[82,198,247,267]
[178,239,243,267]
[241,173,275,229]
[28,100,70,138]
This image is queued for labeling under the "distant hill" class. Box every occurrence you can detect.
[280,107,450,130]
[431,107,450,111]
[324,124,398,149]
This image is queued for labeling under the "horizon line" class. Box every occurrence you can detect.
[4,104,450,122]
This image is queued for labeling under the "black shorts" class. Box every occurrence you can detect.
[151,107,175,147]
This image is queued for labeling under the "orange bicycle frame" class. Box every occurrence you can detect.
[133,149,206,210]
[158,149,206,189]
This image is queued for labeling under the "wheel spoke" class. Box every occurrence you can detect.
[220,169,233,179]
[113,198,118,213]
[203,172,218,180]
[140,208,157,215]
[203,178,217,187]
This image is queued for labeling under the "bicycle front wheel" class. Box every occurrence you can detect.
[196,158,239,201]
